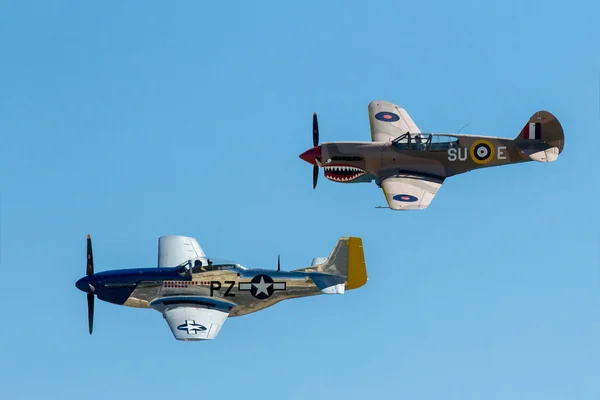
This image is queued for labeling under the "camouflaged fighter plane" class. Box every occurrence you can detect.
[76,235,367,341]
[299,100,565,210]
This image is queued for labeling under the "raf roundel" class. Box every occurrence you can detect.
[375,111,400,122]
[393,194,418,202]
[470,140,495,164]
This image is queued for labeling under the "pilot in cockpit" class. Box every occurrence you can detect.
[414,134,423,149]
[193,259,206,273]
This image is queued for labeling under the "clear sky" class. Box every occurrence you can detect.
[0,1,598,399]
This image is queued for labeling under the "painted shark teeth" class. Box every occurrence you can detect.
[323,165,366,182]
[326,166,362,172]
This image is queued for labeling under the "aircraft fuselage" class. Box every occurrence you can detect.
[76,266,339,317]
[300,134,528,185]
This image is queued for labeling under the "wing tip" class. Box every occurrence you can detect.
[369,99,400,108]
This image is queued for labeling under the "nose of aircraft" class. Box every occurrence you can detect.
[76,276,94,293]
[299,146,322,166]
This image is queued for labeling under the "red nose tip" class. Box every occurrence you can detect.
[299,146,322,166]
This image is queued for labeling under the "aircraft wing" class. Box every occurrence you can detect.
[150,296,234,341]
[380,174,445,210]
[368,100,421,142]
[158,235,208,267]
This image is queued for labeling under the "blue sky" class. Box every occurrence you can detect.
[1,0,599,399]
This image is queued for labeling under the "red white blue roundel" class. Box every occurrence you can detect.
[375,111,400,122]
[393,194,418,202]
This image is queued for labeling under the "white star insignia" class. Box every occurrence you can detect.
[252,276,271,296]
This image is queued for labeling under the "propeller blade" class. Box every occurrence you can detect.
[313,165,318,190]
[86,234,95,334]
[86,234,94,276]
[87,293,94,335]
[312,112,319,147]
[277,255,281,271]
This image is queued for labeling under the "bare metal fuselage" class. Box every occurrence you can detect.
[120,268,326,317]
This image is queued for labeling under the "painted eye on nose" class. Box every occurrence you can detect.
[326,158,332,163]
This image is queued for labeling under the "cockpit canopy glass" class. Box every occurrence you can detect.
[194,258,244,273]
[176,260,191,277]
[176,258,244,276]
[391,133,459,151]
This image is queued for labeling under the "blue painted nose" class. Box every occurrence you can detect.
[76,276,94,293]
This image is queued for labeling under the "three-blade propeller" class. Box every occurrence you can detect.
[86,234,94,335]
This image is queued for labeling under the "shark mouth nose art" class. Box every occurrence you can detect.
[324,165,366,182]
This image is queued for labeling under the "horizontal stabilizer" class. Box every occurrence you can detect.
[311,257,327,266]
[517,144,560,162]
[308,273,346,295]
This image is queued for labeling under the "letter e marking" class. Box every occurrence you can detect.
[498,146,507,160]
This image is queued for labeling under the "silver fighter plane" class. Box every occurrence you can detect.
[76,235,368,341]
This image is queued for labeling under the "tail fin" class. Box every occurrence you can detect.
[293,237,368,291]
[515,111,565,162]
